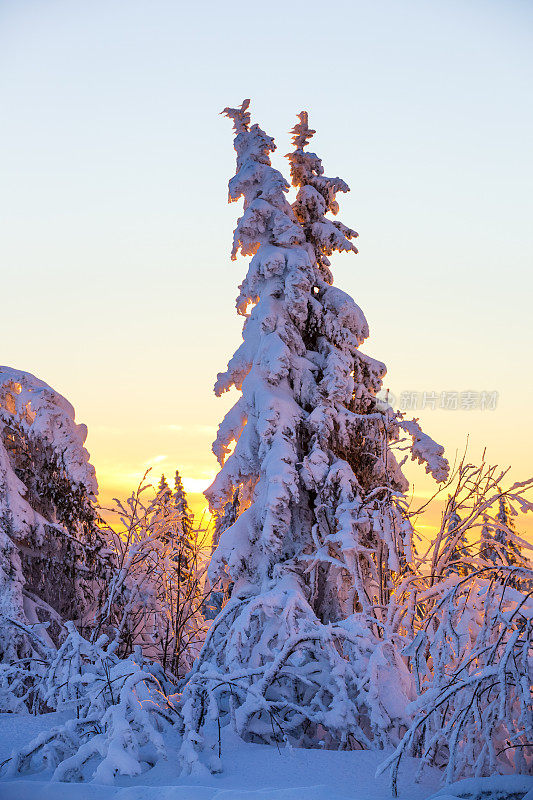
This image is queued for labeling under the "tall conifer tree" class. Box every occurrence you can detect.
[179,103,449,769]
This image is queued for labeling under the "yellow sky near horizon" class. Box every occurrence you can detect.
[87,399,533,547]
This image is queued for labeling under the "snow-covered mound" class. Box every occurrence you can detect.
[429,776,533,800]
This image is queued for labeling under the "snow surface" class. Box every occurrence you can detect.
[2,712,530,800]
[0,711,446,800]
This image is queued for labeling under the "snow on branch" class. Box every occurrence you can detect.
[222,98,251,134]
[399,418,449,482]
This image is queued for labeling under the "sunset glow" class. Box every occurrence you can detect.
[1,2,532,794]
[2,3,532,548]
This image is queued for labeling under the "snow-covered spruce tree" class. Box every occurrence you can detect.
[157,473,171,503]
[179,102,449,771]
[494,494,530,570]
[204,490,240,621]
[166,469,206,676]
[0,367,109,666]
[479,514,498,564]
[173,469,193,538]
[477,495,531,590]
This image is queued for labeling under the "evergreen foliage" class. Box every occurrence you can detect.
[178,103,450,771]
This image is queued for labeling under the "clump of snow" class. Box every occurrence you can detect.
[399,418,449,482]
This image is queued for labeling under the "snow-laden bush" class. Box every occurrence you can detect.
[373,454,533,793]
[93,470,215,678]
[179,576,416,774]
[0,466,214,784]
[2,623,179,783]
[0,618,52,713]
[379,566,532,792]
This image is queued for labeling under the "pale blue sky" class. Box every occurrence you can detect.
[1,0,532,517]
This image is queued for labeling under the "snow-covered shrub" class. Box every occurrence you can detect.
[421,457,532,583]
[179,576,417,774]
[375,456,533,792]
[379,565,533,792]
[2,623,178,783]
[0,464,212,784]
[93,470,215,678]
[178,102,449,771]
[0,617,53,714]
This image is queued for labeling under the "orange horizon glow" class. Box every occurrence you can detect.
[91,438,533,547]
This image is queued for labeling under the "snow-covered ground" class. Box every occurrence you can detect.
[0,710,440,800]
[1,713,531,800]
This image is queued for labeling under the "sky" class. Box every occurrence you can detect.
[1,0,532,536]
